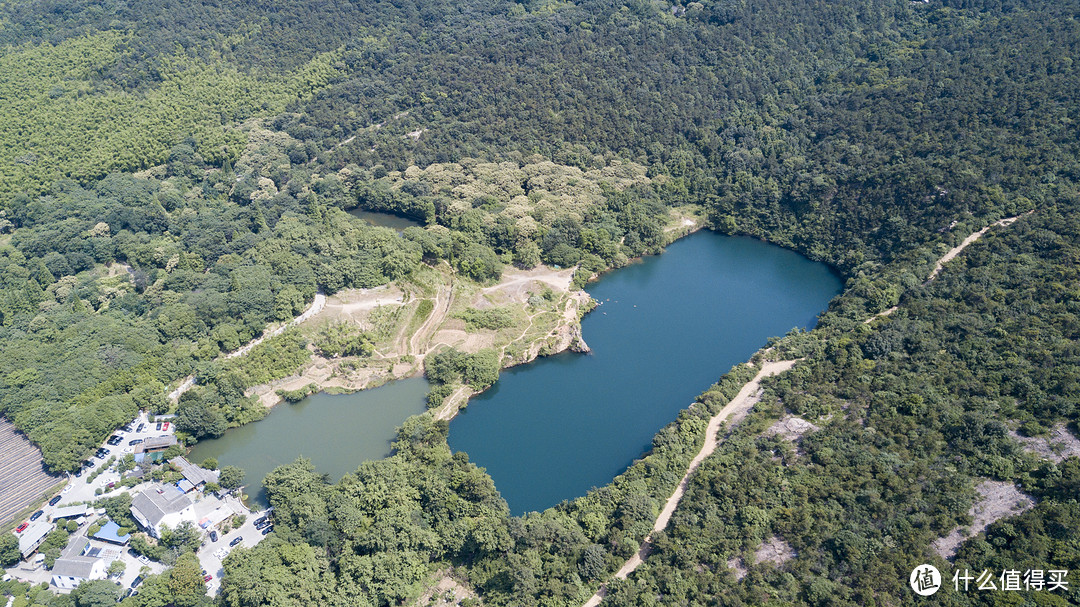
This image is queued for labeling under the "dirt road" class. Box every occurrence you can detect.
[582,359,798,607]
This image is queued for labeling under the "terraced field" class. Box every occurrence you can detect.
[0,418,61,526]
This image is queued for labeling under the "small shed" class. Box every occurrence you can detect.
[50,504,89,521]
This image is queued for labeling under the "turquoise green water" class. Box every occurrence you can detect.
[348,208,423,232]
[448,231,841,515]
[188,377,428,506]
[189,231,839,514]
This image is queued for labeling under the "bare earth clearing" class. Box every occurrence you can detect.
[408,569,480,607]
[1010,424,1080,463]
[249,264,591,411]
[932,480,1035,559]
[754,535,798,566]
[764,415,820,457]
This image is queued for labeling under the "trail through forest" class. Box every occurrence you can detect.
[865,211,1032,325]
[926,212,1033,283]
[167,292,326,402]
[581,359,798,607]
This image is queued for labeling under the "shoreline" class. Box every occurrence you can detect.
[194,212,702,429]
[247,212,706,418]
[246,265,593,411]
[581,357,800,607]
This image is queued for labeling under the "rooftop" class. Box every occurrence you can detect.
[170,456,219,487]
[50,556,98,579]
[92,520,130,545]
[51,504,89,520]
[140,435,178,451]
[131,484,192,527]
[18,521,54,556]
[61,537,90,559]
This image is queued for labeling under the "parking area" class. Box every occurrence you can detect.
[4,409,271,599]
[57,411,175,508]
[196,505,272,596]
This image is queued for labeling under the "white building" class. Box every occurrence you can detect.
[50,557,107,590]
[130,484,194,539]
[50,539,107,590]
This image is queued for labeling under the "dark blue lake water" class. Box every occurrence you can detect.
[448,231,841,515]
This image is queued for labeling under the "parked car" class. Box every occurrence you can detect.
[261,526,273,535]
[15,522,28,533]
[121,423,133,431]
[128,438,143,445]
[229,537,243,547]
[204,574,213,582]
[130,575,143,589]
[29,510,44,521]
[162,422,170,431]
[74,470,82,478]
[155,422,162,431]
[136,423,145,432]
[209,530,218,542]
[106,482,116,490]
[49,495,62,506]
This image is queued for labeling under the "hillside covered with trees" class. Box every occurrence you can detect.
[0,0,1078,605]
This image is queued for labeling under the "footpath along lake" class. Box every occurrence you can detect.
[191,230,839,512]
[448,231,841,515]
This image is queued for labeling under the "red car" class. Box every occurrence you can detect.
[15,522,28,533]
[163,422,170,431]
[203,574,212,582]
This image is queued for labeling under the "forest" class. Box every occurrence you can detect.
[0,0,1078,605]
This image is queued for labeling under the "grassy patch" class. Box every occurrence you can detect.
[455,306,515,331]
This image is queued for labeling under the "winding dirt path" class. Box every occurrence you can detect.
[168,292,326,402]
[582,359,798,607]
[433,385,474,422]
[410,277,454,357]
[925,211,1032,284]
[865,211,1032,325]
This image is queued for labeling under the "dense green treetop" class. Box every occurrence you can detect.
[0,0,1077,605]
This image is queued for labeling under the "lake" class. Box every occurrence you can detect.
[188,377,428,506]
[447,231,841,515]
[348,208,423,232]
[189,230,840,513]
